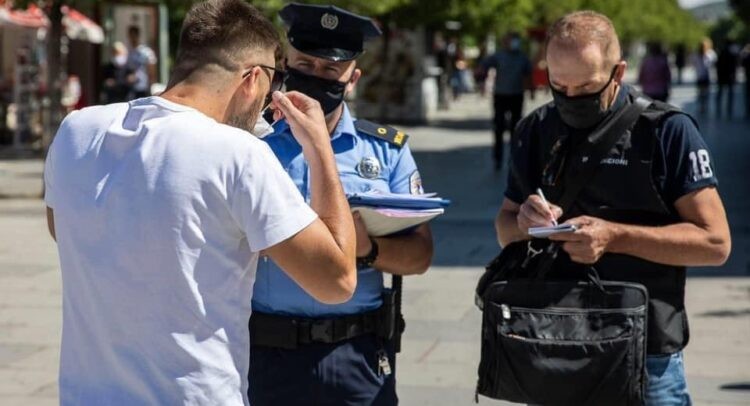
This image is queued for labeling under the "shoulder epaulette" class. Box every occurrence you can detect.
[354,119,409,148]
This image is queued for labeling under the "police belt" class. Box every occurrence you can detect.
[250,306,395,350]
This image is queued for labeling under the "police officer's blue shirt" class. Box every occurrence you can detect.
[252,103,423,317]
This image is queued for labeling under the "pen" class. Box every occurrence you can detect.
[536,188,558,226]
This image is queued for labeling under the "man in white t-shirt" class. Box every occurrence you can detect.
[44,1,357,404]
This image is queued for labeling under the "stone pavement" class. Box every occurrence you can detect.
[0,83,749,405]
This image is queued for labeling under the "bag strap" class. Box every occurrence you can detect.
[556,96,651,212]
[532,96,651,280]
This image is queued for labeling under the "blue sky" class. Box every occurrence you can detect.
[678,0,723,9]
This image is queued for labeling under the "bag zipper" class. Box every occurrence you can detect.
[501,304,646,316]
[488,280,650,294]
[499,330,633,345]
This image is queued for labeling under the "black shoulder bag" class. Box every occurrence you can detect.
[475,97,651,406]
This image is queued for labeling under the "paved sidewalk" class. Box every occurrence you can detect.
[0,83,748,405]
[0,160,44,199]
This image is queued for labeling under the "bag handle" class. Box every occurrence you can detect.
[586,266,605,291]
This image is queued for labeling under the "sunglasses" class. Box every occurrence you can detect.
[242,65,288,108]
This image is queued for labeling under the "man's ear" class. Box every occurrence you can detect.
[241,67,263,99]
[614,61,627,83]
[346,68,362,94]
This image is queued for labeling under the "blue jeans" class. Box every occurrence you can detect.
[646,352,692,406]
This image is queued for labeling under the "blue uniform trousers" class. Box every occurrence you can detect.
[248,334,398,406]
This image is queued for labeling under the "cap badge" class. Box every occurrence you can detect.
[321,13,339,30]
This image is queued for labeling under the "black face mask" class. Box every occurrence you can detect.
[284,67,349,115]
[549,66,618,129]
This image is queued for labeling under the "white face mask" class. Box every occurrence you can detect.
[113,55,127,66]
[251,107,276,138]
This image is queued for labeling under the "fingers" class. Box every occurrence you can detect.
[519,203,552,227]
[561,241,597,264]
[565,216,594,229]
[272,106,284,122]
[548,231,581,242]
[549,204,563,220]
[282,91,322,115]
[519,195,558,228]
[526,195,558,224]
[271,91,303,123]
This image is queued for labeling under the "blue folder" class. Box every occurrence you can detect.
[348,191,451,210]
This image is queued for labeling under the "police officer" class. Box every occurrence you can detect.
[495,11,731,405]
[248,4,433,405]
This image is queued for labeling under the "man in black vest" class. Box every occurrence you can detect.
[495,11,731,405]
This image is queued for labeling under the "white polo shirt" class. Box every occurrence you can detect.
[44,97,317,405]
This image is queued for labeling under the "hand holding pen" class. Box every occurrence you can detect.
[516,188,564,233]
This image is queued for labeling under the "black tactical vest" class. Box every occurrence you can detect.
[513,88,692,355]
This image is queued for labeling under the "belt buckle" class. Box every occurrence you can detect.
[310,319,333,343]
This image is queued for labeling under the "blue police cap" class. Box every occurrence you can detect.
[280,3,382,62]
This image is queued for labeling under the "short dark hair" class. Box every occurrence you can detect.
[128,25,140,37]
[169,0,280,85]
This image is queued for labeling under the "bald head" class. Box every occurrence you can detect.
[546,11,621,67]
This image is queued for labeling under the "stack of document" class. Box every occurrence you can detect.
[348,191,450,237]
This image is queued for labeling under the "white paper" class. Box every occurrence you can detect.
[352,206,444,237]
[528,224,577,238]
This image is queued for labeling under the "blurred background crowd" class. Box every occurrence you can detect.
[0,0,747,155]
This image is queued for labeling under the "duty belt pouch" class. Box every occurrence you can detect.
[475,97,652,406]
[378,289,397,340]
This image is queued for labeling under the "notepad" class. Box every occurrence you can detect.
[352,207,444,237]
[528,224,578,238]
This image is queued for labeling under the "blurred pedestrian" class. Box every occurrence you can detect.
[674,43,686,84]
[126,25,157,99]
[482,32,532,171]
[60,75,81,114]
[474,44,489,96]
[102,41,130,104]
[638,42,671,102]
[691,38,716,115]
[741,43,750,118]
[715,40,739,117]
[451,58,471,100]
[434,33,451,109]
[43,0,357,404]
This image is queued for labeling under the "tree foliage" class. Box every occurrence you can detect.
[12,0,710,50]
[432,0,706,47]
